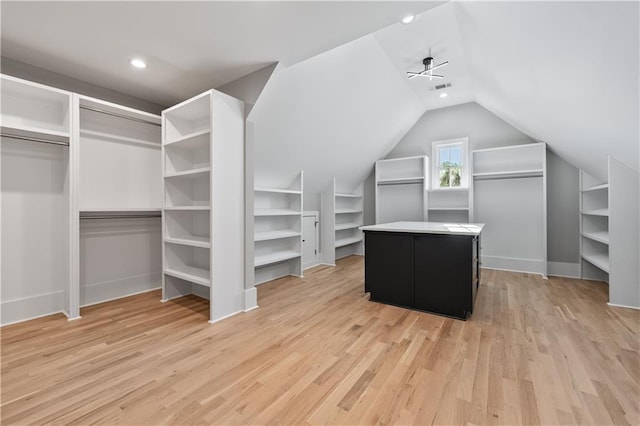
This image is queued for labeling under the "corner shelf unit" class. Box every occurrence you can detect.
[162,89,246,323]
[579,170,610,281]
[375,156,428,223]
[253,172,303,285]
[322,178,364,265]
[472,143,547,277]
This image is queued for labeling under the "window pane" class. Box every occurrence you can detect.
[450,146,462,166]
[439,168,449,187]
[451,166,461,187]
[439,147,450,166]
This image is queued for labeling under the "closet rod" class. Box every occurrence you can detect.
[1,133,69,146]
[474,174,542,182]
[80,215,162,220]
[80,105,161,127]
[377,181,423,186]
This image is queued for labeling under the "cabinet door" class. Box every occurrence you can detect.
[414,234,472,318]
[364,232,413,308]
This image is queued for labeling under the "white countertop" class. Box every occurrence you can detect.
[360,221,484,236]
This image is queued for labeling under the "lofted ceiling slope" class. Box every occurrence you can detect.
[0,1,442,106]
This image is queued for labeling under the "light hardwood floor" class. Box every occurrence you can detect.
[1,256,638,425]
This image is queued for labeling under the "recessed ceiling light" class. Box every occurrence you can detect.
[402,15,415,24]
[440,92,448,98]
[130,58,147,69]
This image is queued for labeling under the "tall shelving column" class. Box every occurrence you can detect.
[375,156,428,224]
[162,89,246,323]
[579,170,610,282]
[321,178,364,265]
[0,74,74,325]
[254,172,303,285]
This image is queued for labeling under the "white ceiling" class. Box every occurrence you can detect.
[374,1,474,110]
[0,1,443,106]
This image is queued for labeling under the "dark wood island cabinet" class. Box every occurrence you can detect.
[360,222,483,320]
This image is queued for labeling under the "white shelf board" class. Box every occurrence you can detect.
[377,176,424,185]
[581,209,609,217]
[473,169,543,180]
[335,235,363,248]
[428,207,469,211]
[335,208,362,214]
[254,250,301,268]
[164,128,210,147]
[164,265,210,287]
[254,230,301,242]
[164,167,211,179]
[582,183,609,192]
[581,253,610,273]
[164,236,211,249]
[335,193,362,198]
[335,222,362,231]
[80,208,161,213]
[164,206,210,211]
[581,231,609,245]
[1,124,70,144]
[254,209,300,217]
[254,187,301,195]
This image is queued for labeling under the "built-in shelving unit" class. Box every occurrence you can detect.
[579,171,610,281]
[253,172,303,285]
[1,74,73,325]
[321,178,364,265]
[472,143,547,277]
[426,188,472,223]
[375,156,428,223]
[162,89,246,323]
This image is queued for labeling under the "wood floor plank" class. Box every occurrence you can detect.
[1,257,638,425]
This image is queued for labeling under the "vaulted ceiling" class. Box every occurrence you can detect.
[2,1,637,188]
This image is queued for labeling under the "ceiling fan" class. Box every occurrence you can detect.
[407,57,448,80]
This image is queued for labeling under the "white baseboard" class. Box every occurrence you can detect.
[80,273,161,307]
[1,290,65,326]
[607,302,640,311]
[547,261,580,278]
[303,261,321,270]
[481,255,545,276]
[244,287,258,311]
[209,309,243,324]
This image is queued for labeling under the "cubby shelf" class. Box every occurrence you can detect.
[164,266,210,287]
[254,250,301,268]
[581,209,609,217]
[164,206,210,211]
[254,187,301,195]
[335,193,362,198]
[334,222,361,231]
[254,230,301,242]
[428,207,469,211]
[582,183,609,192]
[336,208,362,214]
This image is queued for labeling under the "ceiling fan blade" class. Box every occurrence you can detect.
[428,61,449,72]
[408,73,444,79]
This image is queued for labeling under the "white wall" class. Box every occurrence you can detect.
[384,102,580,267]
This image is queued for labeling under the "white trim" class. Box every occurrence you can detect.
[80,285,160,308]
[243,287,258,312]
[547,262,581,278]
[481,255,546,277]
[208,309,243,324]
[607,302,640,311]
[1,291,65,326]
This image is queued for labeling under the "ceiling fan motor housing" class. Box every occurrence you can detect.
[423,57,434,69]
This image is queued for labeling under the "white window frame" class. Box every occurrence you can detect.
[431,137,469,190]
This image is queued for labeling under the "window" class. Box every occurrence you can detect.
[431,138,469,189]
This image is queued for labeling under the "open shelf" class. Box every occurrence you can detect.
[335,222,361,231]
[1,124,70,145]
[254,230,300,242]
[582,183,609,192]
[377,177,424,185]
[335,235,363,248]
[164,206,210,211]
[336,208,362,214]
[254,250,301,268]
[164,236,211,249]
[164,266,210,287]
[581,253,610,273]
[164,167,210,179]
[581,231,609,245]
[473,169,544,180]
[581,209,609,217]
[255,208,300,216]
[335,193,362,198]
[428,207,469,211]
[164,129,210,147]
[254,187,301,195]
